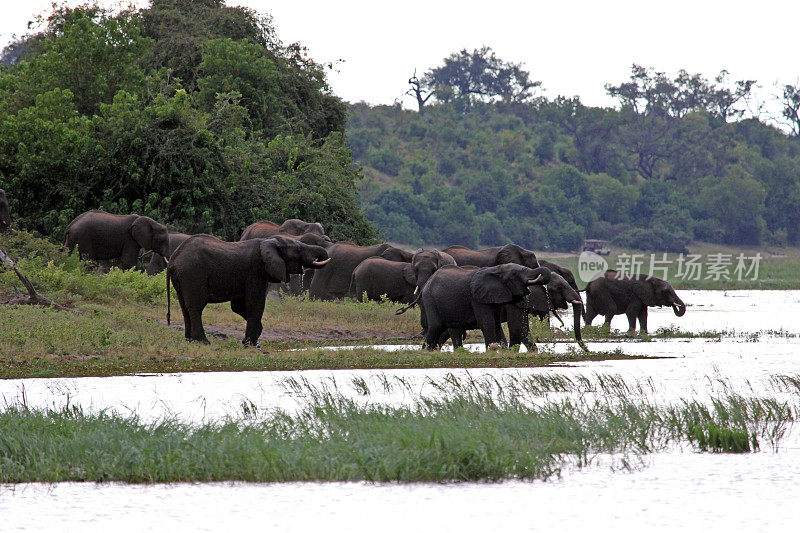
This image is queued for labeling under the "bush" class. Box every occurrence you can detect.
[613,227,690,253]
[0,256,166,304]
[0,3,375,244]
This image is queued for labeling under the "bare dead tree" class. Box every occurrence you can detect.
[0,248,62,308]
[406,70,433,112]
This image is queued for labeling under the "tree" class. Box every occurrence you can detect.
[0,2,375,244]
[422,47,541,109]
[405,69,433,112]
[606,64,754,121]
[696,175,766,244]
[780,84,800,136]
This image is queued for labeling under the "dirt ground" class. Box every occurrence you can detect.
[158,319,420,343]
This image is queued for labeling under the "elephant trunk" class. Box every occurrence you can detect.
[672,298,686,317]
[572,301,588,352]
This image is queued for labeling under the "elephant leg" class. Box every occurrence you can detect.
[302,269,314,294]
[584,303,598,325]
[625,301,642,335]
[179,278,210,344]
[590,290,617,331]
[120,240,140,271]
[447,329,464,348]
[188,303,209,344]
[474,303,500,348]
[288,274,303,296]
[243,285,266,346]
[173,278,193,341]
[424,324,445,350]
[506,305,534,352]
[419,306,428,338]
[423,304,445,350]
[637,307,649,334]
[231,296,247,320]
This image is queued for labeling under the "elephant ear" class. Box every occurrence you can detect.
[402,263,416,286]
[260,240,287,282]
[632,280,657,306]
[495,244,522,265]
[470,269,512,304]
[435,250,456,267]
[381,247,412,262]
[526,285,549,313]
[130,216,153,250]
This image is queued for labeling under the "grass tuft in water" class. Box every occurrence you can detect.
[0,374,797,484]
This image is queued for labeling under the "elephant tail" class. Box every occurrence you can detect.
[166,266,171,326]
[348,272,358,300]
[396,290,423,315]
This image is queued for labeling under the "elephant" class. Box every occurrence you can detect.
[146,232,192,275]
[240,220,280,240]
[278,219,328,238]
[269,232,335,295]
[0,189,10,232]
[538,260,578,292]
[64,210,170,270]
[309,243,413,300]
[584,270,686,334]
[523,272,585,349]
[420,264,551,351]
[167,235,331,345]
[443,243,539,269]
[350,249,456,303]
[240,218,330,241]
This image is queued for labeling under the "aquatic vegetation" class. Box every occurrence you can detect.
[0,374,796,484]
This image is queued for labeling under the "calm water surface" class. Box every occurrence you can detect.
[2,290,799,532]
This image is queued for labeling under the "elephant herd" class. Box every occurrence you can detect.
[17,208,689,352]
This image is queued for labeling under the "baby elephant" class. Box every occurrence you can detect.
[584,270,686,334]
[167,235,330,345]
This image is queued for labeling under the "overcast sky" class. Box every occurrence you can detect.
[2,0,797,118]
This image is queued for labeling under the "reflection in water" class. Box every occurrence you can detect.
[2,290,800,531]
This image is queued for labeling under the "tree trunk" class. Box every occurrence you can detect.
[0,248,62,308]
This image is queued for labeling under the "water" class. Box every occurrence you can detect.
[2,290,800,531]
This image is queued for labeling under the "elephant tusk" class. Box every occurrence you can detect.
[312,258,331,266]
[162,256,169,265]
[526,275,542,285]
[414,285,420,295]
[570,299,582,305]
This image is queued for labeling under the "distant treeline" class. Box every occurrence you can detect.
[351,50,800,252]
[0,1,376,243]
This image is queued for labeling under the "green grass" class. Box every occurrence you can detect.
[0,302,648,378]
[0,373,795,483]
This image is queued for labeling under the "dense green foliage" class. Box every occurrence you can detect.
[0,1,376,243]
[354,60,800,251]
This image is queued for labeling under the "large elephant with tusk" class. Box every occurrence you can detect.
[584,270,686,334]
[166,235,330,346]
[419,264,551,351]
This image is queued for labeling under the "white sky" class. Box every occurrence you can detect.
[1,0,798,118]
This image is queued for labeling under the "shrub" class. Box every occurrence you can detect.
[613,227,690,254]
